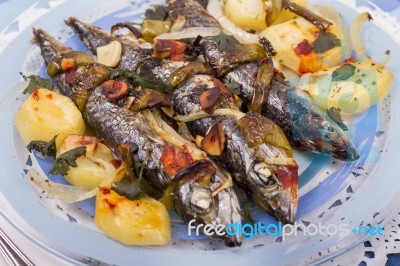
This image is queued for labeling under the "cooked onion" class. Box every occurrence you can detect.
[264,157,296,165]
[207,0,259,44]
[142,109,206,160]
[350,12,371,60]
[162,107,246,122]
[155,27,220,40]
[28,158,124,203]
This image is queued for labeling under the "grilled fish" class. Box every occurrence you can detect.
[33,28,242,246]
[66,17,299,224]
[167,0,359,161]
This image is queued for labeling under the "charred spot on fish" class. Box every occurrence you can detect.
[199,87,221,114]
[102,80,129,101]
[187,35,204,58]
[160,145,194,176]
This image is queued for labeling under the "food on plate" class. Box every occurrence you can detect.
[224,0,268,32]
[297,59,393,115]
[67,16,299,224]
[259,17,346,73]
[57,135,125,188]
[32,28,243,246]
[95,186,171,246]
[14,0,394,248]
[14,88,85,143]
[165,0,359,160]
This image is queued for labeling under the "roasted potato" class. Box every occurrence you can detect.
[95,187,171,246]
[298,59,393,115]
[224,0,267,31]
[58,135,124,188]
[14,89,85,143]
[259,17,346,74]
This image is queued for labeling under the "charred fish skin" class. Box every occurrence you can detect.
[225,64,360,161]
[167,0,219,29]
[172,74,298,224]
[32,28,243,246]
[264,78,360,161]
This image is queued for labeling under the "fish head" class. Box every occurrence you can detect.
[168,159,242,246]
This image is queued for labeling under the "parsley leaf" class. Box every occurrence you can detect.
[125,65,171,92]
[49,146,86,176]
[111,181,146,201]
[312,31,341,54]
[212,32,239,52]
[331,64,356,82]
[27,135,57,158]
[144,5,168,21]
[20,72,53,94]
[327,107,348,131]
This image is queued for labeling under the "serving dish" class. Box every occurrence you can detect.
[0,0,399,265]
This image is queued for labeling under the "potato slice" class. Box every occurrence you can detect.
[95,187,171,246]
[224,0,267,32]
[297,59,393,115]
[58,135,122,188]
[14,89,85,143]
[259,17,346,74]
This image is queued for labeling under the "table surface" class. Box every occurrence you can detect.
[0,0,400,265]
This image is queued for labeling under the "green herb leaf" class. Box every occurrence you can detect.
[111,181,146,201]
[312,31,341,54]
[125,65,171,92]
[331,64,356,82]
[144,5,168,21]
[224,79,241,95]
[109,68,126,79]
[20,73,53,94]
[49,146,86,176]
[327,107,348,131]
[212,32,240,52]
[27,135,57,158]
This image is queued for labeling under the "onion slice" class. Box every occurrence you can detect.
[155,27,220,40]
[162,107,246,122]
[28,158,124,203]
[350,12,372,60]
[207,0,259,44]
[142,109,206,160]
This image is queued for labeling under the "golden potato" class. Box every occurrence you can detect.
[224,0,267,32]
[58,135,123,188]
[297,59,393,115]
[95,187,171,246]
[14,89,85,143]
[259,17,346,74]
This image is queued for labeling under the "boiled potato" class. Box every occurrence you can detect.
[259,17,346,74]
[297,59,393,115]
[58,135,124,188]
[95,187,171,246]
[15,89,85,143]
[224,0,267,31]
